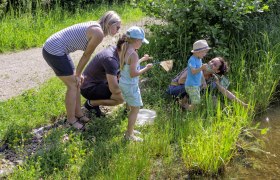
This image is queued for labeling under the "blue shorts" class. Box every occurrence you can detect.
[119,83,143,107]
[42,48,74,76]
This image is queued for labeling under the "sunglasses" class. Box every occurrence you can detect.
[112,22,121,31]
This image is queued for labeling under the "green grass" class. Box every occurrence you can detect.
[0,3,144,52]
[1,3,280,180]
[229,32,280,113]
[0,78,65,146]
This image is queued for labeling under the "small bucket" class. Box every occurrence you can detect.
[136,109,157,126]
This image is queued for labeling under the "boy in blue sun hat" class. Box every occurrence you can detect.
[184,39,211,111]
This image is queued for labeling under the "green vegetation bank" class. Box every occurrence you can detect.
[0,0,280,179]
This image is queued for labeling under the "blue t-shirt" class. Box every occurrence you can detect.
[185,55,202,87]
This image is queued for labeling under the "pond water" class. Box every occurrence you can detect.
[226,105,280,178]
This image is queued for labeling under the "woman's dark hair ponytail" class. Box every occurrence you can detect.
[217,57,229,75]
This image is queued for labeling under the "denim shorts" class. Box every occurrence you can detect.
[185,86,201,104]
[42,48,74,76]
[119,83,143,107]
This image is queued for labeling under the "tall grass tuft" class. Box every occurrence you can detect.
[229,31,280,113]
[181,99,251,174]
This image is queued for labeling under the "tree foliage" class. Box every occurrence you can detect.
[0,0,127,18]
[0,0,8,17]
[135,0,279,59]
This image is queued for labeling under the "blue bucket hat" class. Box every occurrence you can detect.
[126,26,149,44]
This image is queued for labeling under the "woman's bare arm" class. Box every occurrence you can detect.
[215,79,248,107]
[178,70,187,84]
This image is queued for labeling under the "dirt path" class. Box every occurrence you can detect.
[0,18,156,101]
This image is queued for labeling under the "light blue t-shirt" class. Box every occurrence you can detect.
[185,55,202,87]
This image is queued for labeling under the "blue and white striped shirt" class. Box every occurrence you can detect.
[43,21,100,56]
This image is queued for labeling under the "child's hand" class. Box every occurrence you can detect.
[201,63,208,71]
[146,63,153,69]
[141,54,153,62]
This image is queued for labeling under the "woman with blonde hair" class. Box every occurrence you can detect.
[42,11,121,130]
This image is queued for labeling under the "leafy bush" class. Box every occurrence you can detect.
[136,0,278,59]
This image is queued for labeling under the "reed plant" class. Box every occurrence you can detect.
[229,24,280,113]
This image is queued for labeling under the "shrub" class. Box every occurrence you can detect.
[136,0,277,59]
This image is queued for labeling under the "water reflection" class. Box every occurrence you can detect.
[226,106,280,178]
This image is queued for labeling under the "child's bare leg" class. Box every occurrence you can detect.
[186,104,195,111]
[179,96,194,110]
[127,106,139,136]
[185,87,200,111]
[125,106,143,142]
[180,96,189,109]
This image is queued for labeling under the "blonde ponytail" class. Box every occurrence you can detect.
[120,41,128,70]
[117,34,138,70]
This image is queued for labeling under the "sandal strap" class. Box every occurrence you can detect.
[65,119,85,131]
[75,115,90,123]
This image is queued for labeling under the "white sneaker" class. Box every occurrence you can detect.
[124,134,143,142]
[133,130,141,135]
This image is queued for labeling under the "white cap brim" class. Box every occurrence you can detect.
[191,47,211,53]
[142,38,149,44]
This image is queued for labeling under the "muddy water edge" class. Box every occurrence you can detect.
[225,103,280,178]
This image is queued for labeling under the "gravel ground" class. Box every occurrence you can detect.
[0,18,158,101]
